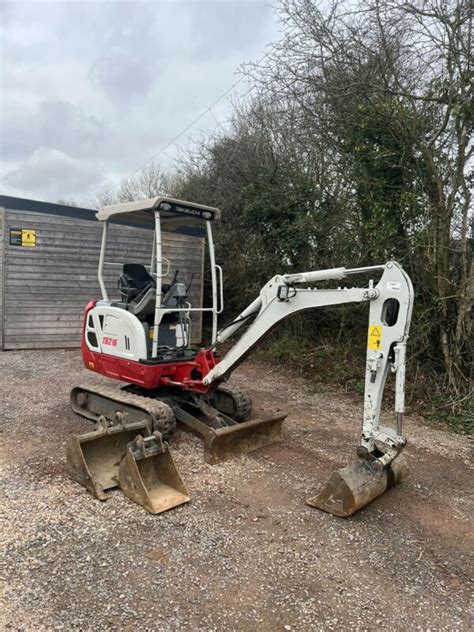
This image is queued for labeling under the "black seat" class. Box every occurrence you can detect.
[119,263,156,304]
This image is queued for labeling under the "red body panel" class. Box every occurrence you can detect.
[81,301,218,393]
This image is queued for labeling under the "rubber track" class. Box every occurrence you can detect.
[214,384,253,422]
[72,384,176,439]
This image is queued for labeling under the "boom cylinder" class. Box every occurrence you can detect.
[216,296,262,345]
[282,268,347,284]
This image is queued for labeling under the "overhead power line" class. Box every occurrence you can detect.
[123,75,250,183]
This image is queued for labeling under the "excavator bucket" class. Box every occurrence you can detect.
[174,405,287,465]
[118,433,190,514]
[307,457,408,518]
[66,416,150,500]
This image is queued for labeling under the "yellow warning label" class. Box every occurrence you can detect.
[368,324,383,350]
[21,229,36,247]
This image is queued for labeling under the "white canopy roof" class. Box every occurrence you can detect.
[96,196,221,229]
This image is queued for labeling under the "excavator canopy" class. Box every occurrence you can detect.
[96,196,221,231]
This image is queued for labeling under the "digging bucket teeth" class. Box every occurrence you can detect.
[66,417,150,501]
[306,457,408,518]
[118,432,190,514]
[174,404,287,465]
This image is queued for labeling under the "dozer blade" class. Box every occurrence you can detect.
[174,405,287,465]
[203,415,287,465]
[307,457,408,518]
[118,433,190,514]
[66,417,150,501]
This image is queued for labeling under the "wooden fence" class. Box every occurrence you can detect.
[0,207,204,350]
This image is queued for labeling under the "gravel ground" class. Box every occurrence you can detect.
[0,349,472,631]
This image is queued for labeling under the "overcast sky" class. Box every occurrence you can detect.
[0,0,281,205]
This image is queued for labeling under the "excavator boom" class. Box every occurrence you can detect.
[203,261,414,516]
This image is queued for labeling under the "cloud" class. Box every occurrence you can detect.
[1,100,107,161]
[188,1,274,58]
[0,0,280,203]
[88,2,161,103]
[3,147,106,201]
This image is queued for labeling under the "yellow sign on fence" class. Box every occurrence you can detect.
[21,229,36,247]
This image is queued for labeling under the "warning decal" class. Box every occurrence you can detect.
[21,229,36,247]
[368,324,383,350]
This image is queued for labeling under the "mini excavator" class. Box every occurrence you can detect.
[67,196,414,517]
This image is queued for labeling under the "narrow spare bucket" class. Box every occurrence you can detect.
[66,417,150,500]
[174,405,287,465]
[118,433,190,514]
[307,457,408,518]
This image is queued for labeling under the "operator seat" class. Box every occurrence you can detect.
[118,263,157,318]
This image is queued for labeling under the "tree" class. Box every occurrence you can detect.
[248,0,472,402]
[94,163,171,208]
[93,0,472,420]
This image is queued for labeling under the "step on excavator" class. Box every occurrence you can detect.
[67,196,414,517]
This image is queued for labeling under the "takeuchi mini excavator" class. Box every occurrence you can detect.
[67,196,414,517]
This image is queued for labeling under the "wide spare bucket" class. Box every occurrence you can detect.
[66,417,150,500]
[118,433,190,514]
[307,457,408,518]
[174,406,287,465]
